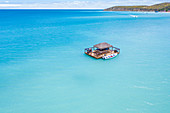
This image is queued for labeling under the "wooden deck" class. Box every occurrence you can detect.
[85,50,119,59]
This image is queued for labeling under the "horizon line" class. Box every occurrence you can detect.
[0,8,104,9]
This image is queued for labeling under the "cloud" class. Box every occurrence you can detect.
[5,1,9,3]
[0,0,169,9]
[0,4,21,7]
[0,1,100,9]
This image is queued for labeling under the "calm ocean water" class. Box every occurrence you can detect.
[0,9,170,113]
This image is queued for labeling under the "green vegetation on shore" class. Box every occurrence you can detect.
[104,2,170,12]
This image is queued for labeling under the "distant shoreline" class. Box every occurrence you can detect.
[104,2,170,12]
[104,10,170,13]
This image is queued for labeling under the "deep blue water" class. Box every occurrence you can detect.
[0,10,170,113]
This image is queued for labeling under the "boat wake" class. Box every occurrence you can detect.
[133,85,154,90]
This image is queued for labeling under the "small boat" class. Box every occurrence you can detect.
[102,53,118,59]
[84,42,120,60]
[130,15,138,18]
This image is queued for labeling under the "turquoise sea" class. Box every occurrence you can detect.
[0,10,170,113]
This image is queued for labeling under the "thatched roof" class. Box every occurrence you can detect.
[94,42,113,49]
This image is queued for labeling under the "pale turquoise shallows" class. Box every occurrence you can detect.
[0,10,170,113]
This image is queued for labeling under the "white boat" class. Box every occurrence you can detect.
[102,53,118,59]
[130,15,138,18]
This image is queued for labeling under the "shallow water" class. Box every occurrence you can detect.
[0,10,170,113]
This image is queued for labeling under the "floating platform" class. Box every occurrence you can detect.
[84,42,120,59]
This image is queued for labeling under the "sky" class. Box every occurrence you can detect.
[0,0,170,9]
